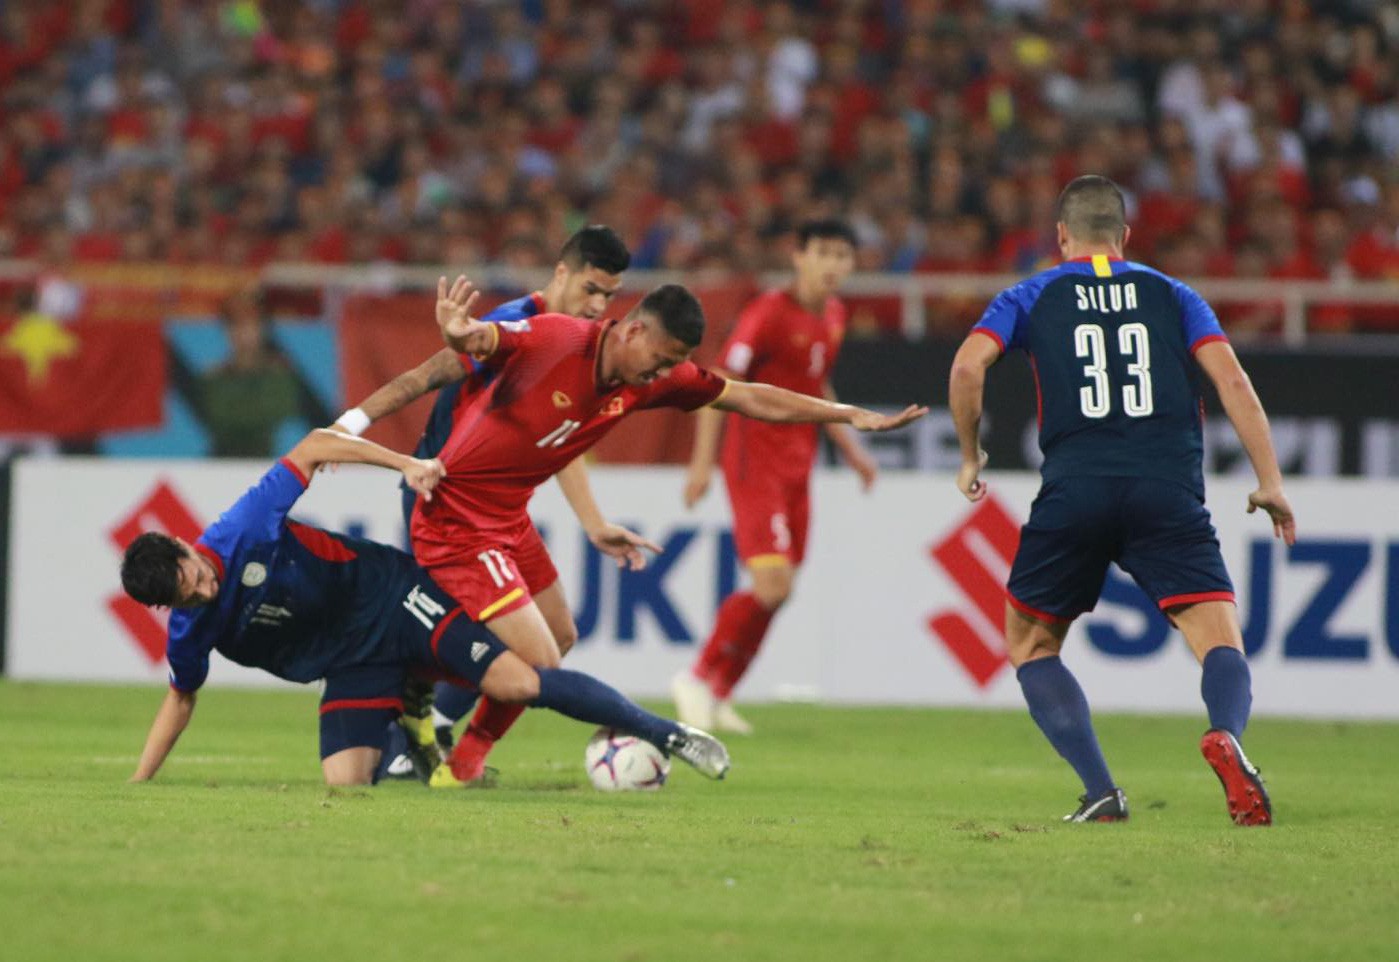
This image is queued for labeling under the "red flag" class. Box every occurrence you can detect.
[0,313,166,436]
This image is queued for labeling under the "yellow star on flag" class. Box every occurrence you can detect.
[1,312,80,386]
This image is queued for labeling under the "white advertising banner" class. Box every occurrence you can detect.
[8,457,1399,718]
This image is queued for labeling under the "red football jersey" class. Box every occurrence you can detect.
[719,288,846,483]
[413,313,727,568]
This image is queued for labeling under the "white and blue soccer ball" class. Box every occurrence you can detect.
[585,727,669,791]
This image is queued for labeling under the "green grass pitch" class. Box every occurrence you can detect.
[2,681,1396,962]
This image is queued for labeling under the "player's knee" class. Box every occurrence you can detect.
[552,620,579,658]
[751,569,794,610]
[321,748,377,785]
[481,655,541,704]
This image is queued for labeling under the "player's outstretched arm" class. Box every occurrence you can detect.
[333,348,466,435]
[284,429,445,500]
[1194,341,1296,545]
[713,380,926,431]
[130,687,196,782]
[948,333,999,501]
[556,457,662,570]
[435,275,497,355]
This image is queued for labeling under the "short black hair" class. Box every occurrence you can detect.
[635,284,705,347]
[796,219,858,249]
[558,225,631,275]
[121,531,185,607]
[1057,175,1127,243]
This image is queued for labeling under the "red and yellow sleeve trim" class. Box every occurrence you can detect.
[706,378,733,408]
[745,553,792,569]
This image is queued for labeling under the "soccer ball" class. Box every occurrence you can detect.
[584,727,669,791]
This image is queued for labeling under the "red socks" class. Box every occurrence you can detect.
[448,699,526,780]
[691,591,775,700]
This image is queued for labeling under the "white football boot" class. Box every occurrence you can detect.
[712,700,754,735]
[670,671,716,730]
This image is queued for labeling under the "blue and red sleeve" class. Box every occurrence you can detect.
[971,285,1027,353]
[199,460,309,558]
[1173,280,1228,354]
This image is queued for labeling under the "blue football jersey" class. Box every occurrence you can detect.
[412,292,547,461]
[973,255,1227,496]
[166,460,434,691]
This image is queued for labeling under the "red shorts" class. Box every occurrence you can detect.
[425,522,559,623]
[724,469,811,567]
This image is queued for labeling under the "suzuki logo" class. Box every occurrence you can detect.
[927,495,1021,688]
[106,481,204,664]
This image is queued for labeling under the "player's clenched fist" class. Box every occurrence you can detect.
[401,457,445,501]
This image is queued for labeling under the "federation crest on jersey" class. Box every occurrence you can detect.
[241,563,267,587]
[552,390,572,409]
[604,397,626,417]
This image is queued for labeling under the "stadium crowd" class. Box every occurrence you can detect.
[0,0,1397,296]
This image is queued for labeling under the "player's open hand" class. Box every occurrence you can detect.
[849,404,928,432]
[682,467,711,508]
[588,522,664,571]
[402,457,445,501]
[436,275,488,351]
[1247,486,1296,546]
[956,448,989,502]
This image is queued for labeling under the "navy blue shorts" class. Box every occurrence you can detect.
[1006,477,1234,623]
[318,575,509,759]
[320,663,409,759]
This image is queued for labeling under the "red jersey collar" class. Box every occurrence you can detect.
[591,318,621,391]
[529,291,547,312]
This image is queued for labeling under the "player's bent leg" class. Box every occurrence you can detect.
[532,580,579,657]
[1007,605,1124,821]
[1166,600,1272,826]
[322,747,381,785]
[749,561,795,612]
[319,690,400,786]
[449,603,560,781]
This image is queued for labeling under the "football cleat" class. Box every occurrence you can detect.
[428,762,499,790]
[1200,729,1273,826]
[1064,788,1129,822]
[395,711,445,784]
[712,700,754,736]
[670,671,717,731]
[664,723,730,780]
[383,753,419,780]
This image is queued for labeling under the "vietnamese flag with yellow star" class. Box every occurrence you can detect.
[0,313,166,436]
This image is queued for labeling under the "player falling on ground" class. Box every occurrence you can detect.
[121,427,729,786]
[418,276,926,785]
[949,175,1296,826]
[333,226,650,775]
[673,220,878,734]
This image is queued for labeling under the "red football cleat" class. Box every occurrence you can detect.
[1200,729,1273,826]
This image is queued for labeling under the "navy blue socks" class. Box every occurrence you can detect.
[1200,646,1252,738]
[1017,656,1116,797]
[433,681,479,727]
[533,668,679,750]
